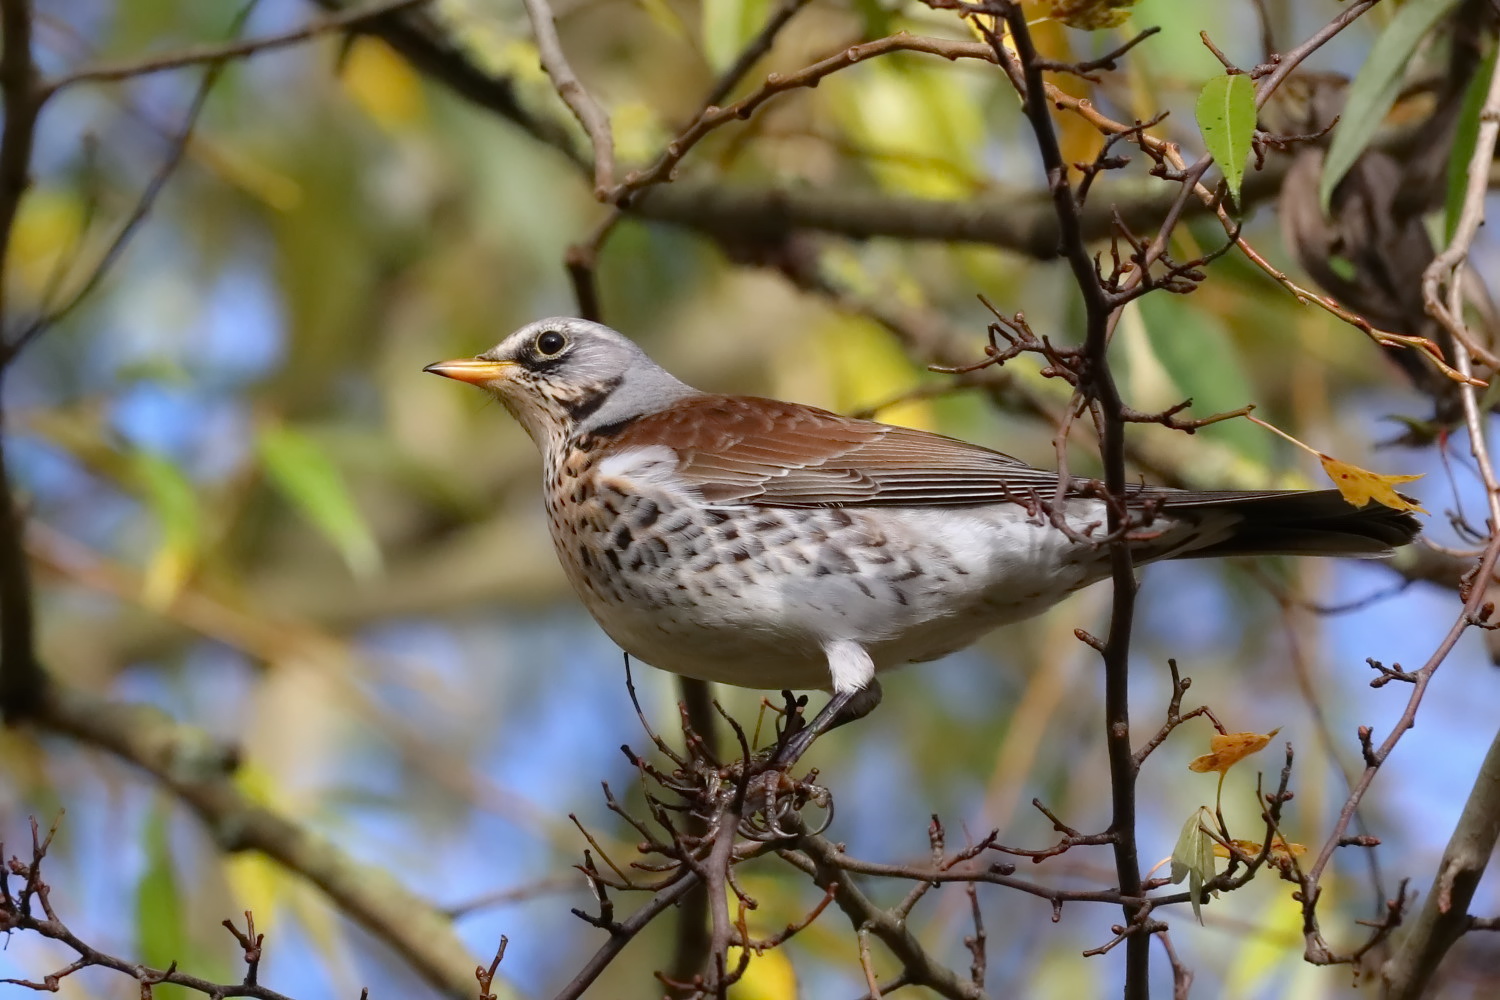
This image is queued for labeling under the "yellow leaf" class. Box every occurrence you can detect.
[1317,454,1427,513]
[1046,0,1138,30]
[826,59,984,198]
[188,138,302,212]
[1188,728,1280,774]
[612,101,667,165]
[11,188,86,298]
[340,38,425,130]
[728,944,797,1000]
[811,314,936,431]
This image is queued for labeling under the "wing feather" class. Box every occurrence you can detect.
[611,394,1063,507]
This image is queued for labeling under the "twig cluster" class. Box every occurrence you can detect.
[2,0,1499,997]
[0,818,297,999]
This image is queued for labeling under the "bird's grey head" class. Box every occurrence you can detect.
[423,317,698,448]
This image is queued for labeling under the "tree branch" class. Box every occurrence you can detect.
[0,0,43,721]
[25,682,506,1000]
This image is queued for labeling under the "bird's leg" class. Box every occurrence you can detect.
[771,680,883,767]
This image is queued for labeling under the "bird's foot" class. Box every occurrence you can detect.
[767,681,884,770]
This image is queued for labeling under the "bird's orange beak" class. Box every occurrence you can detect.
[422,358,516,386]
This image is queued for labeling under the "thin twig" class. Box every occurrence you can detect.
[518,0,615,196]
[4,18,239,363]
[979,6,1147,994]
[700,0,813,109]
[1380,43,1500,994]
[44,0,431,94]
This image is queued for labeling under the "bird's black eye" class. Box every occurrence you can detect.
[535,330,567,357]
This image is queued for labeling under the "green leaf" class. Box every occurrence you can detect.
[135,803,186,971]
[701,0,771,73]
[1195,73,1256,203]
[257,424,381,579]
[1319,0,1465,213]
[1169,806,1217,924]
[1137,294,1269,468]
[1445,47,1498,241]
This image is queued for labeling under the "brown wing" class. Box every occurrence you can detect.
[610,395,1064,507]
[606,395,1424,553]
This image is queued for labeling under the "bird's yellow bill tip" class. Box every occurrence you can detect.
[423,358,515,385]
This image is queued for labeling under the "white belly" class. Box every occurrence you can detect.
[552,495,1121,691]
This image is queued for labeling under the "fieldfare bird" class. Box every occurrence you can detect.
[426,318,1420,761]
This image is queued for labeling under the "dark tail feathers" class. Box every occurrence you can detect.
[1160,489,1421,559]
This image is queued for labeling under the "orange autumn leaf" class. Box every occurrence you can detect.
[1188,728,1281,774]
[1317,454,1426,513]
[1213,837,1306,863]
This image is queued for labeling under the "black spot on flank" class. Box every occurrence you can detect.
[828,509,853,528]
[604,548,621,571]
[635,500,660,527]
[720,524,739,542]
[894,590,909,606]
[728,545,752,562]
[704,509,733,525]
[752,516,781,532]
[892,567,922,582]
[609,523,632,549]
[854,579,874,599]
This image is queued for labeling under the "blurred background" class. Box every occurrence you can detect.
[2,0,1498,997]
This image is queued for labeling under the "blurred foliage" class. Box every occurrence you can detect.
[1,0,1498,998]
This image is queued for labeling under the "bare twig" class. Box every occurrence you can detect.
[700,0,814,110]
[29,683,489,999]
[607,32,996,203]
[44,0,430,93]
[0,828,301,999]
[4,16,239,363]
[1380,43,1500,996]
[518,0,615,196]
[976,6,1147,994]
